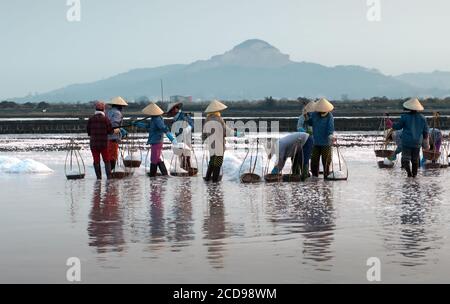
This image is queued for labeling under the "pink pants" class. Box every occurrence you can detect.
[151,143,163,164]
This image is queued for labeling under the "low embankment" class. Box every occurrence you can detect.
[1,116,448,134]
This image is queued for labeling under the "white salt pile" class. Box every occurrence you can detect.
[327,171,347,180]
[383,158,394,166]
[124,155,141,161]
[0,156,53,174]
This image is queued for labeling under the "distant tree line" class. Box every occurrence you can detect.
[2,96,450,116]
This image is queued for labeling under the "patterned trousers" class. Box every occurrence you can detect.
[310,145,332,178]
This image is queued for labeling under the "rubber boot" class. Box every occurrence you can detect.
[104,161,112,179]
[149,164,158,177]
[402,161,412,177]
[158,162,168,176]
[412,161,419,178]
[110,159,116,172]
[212,166,222,183]
[204,165,213,181]
[94,163,102,180]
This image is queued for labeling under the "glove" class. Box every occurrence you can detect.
[271,167,280,174]
[167,132,177,144]
[120,128,128,138]
[298,128,306,133]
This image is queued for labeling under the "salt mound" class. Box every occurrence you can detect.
[383,158,394,166]
[0,156,53,174]
[172,143,191,156]
[124,155,141,161]
[327,171,347,180]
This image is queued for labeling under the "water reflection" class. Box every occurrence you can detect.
[88,181,126,254]
[203,183,227,269]
[149,179,167,252]
[266,183,336,271]
[377,179,444,267]
[168,179,194,251]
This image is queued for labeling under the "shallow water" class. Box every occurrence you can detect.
[1,133,450,283]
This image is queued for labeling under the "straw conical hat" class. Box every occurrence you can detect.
[109,96,129,107]
[304,101,316,113]
[167,102,183,113]
[314,98,334,113]
[205,100,228,113]
[403,98,424,111]
[142,102,164,116]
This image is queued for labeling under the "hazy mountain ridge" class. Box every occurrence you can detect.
[10,40,450,102]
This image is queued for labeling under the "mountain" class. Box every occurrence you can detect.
[395,71,450,91]
[10,39,449,102]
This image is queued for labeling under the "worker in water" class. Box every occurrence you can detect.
[297,101,316,135]
[269,132,313,181]
[385,113,394,130]
[133,102,177,177]
[386,129,403,162]
[87,101,113,180]
[421,127,442,166]
[166,102,194,171]
[202,100,242,182]
[107,96,129,172]
[305,98,335,178]
[392,98,429,178]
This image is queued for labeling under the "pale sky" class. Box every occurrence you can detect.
[1,0,449,99]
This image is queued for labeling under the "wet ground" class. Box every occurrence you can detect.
[1,133,450,283]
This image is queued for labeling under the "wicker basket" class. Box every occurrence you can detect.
[66,174,85,180]
[123,160,142,168]
[240,173,261,183]
[171,168,199,177]
[264,174,282,183]
[374,149,395,158]
[377,161,395,169]
[423,150,441,161]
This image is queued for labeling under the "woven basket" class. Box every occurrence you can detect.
[374,149,395,158]
[66,174,85,180]
[423,150,441,161]
[171,168,199,177]
[123,160,142,168]
[377,161,395,169]
[264,174,282,183]
[240,173,261,183]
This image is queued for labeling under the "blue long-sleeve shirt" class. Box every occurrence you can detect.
[135,116,170,145]
[307,112,334,146]
[172,111,194,137]
[393,112,429,148]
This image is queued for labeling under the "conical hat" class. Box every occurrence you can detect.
[403,98,424,111]
[304,101,316,113]
[109,96,129,107]
[142,102,164,116]
[167,102,183,113]
[314,98,334,113]
[205,100,228,113]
